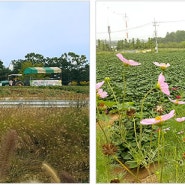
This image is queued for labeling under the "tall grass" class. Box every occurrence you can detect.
[0,106,89,182]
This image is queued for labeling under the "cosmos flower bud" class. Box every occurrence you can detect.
[104,77,110,83]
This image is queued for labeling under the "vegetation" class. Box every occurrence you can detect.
[0,52,89,85]
[97,30,185,51]
[0,86,89,100]
[0,107,89,183]
[96,50,185,183]
[0,82,89,182]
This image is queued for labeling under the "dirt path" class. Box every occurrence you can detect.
[113,163,158,183]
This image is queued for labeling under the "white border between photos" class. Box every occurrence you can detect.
[90,0,96,184]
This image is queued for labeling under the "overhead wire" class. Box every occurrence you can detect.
[97,19,185,40]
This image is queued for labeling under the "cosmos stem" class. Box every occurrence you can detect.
[113,155,141,183]
[139,87,155,148]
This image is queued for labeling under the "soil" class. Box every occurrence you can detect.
[112,163,158,183]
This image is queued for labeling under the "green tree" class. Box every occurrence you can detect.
[0,61,11,81]
[66,52,89,85]
[25,53,45,65]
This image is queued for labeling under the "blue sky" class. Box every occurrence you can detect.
[0,1,89,67]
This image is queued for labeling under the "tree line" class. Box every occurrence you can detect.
[0,52,89,85]
[97,30,185,51]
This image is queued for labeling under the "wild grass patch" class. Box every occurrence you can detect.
[0,86,89,100]
[0,107,89,183]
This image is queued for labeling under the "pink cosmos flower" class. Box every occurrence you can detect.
[96,81,104,90]
[153,62,170,70]
[157,73,170,96]
[168,97,185,105]
[176,117,185,122]
[116,53,141,66]
[97,88,108,98]
[140,110,175,125]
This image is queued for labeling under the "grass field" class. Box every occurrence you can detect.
[0,86,89,183]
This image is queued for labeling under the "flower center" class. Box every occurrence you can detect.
[161,66,166,70]
[155,116,163,122]
[175,100,179,104]
[156,83,161,89]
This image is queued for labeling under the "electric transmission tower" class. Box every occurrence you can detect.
[153,19,159,53]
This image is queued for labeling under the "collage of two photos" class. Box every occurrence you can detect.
[0,0,185,183]
[96,0,185,183]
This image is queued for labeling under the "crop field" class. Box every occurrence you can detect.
[96,50,185,183]
[0,86,89,183]
[97,51,185,104]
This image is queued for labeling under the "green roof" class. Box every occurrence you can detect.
[24,67,61,74]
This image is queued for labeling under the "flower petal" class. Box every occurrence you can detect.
[140,110,175,125]
[116,53,128,63]
[97,88,108,98]
[116,53,141,66]
[158,73,165,84]
[153,62,160,66]
[128,60,141,66]
[168,97,185,104]
[96,81,104,90]
[160,83,170,96]
[158,73,170,96]
[140,118,159,125]
[176,117,185,122]
[161,110,175,121]
[153,62,170,69]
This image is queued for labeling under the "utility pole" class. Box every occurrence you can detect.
[108,25,111,48]
[125,13,128,41]
[107,6,111,49]
[113,11,128,41]
[153,19,159,53]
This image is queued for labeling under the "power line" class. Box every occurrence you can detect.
[158,19,185,24]
[97,19,185,35]
[97,18,185,48]
[97,22,152,34]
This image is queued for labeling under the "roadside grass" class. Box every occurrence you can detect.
[0,86,89,100]
[0,106,89,183]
